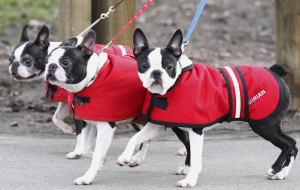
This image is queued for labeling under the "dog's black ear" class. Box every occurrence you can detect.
[60,37,78,47]
[34,24,50,51]
[78,31,96,57]
[133,28,149,57]
[166,29,183,58]
[20,24,30,42]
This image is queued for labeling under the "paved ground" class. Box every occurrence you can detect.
[1,129,300,190]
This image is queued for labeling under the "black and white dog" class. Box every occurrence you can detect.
[44,31,153,185]
[117,28,298,187]
[8,24,95,159]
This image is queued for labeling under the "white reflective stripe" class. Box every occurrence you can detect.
[118,45,127,56]
[224,66,241,118]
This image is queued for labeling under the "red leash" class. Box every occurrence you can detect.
[100,0,155,52]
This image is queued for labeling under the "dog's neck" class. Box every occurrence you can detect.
[179,55,193,70]
[58,52,107,93]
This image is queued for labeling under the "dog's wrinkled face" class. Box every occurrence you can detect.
[133,28,183,95]
[8,24,50,81]
[45,31,95,87]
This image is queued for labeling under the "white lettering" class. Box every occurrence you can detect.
[248,90,266,105]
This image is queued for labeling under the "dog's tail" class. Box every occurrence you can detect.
[269,64,288,77]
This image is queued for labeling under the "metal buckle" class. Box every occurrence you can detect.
[100,6,115,19]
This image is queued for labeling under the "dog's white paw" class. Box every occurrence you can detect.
[63,127,76,135]
[66,151,82,159]
[266,157,294,180]
[116,156,130,166]
[267,167,289,180]
[271,171,287,180]
[128,152,143,167]
[74,173,95,185]
[177,148,187,156]
[176,178,197,188]
[175,166,190,175]
[266,168,275,179]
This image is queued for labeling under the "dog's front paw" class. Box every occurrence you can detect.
[74,173,95,185]
[63,127,76,135]
[176,178,197,188]
[54,118,76,135]
[177,148,187,156]
[116,158,130,166]
[128,152,143,167]
[66,151,82,159]
[116,155,131,166]
[175,166,190,175]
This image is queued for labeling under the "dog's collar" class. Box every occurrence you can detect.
[166,65,193,93]
[181,64,194,74]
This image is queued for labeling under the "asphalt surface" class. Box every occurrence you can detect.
[1,130,300,190]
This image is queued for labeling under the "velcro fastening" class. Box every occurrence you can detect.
[153,97,168,110]
[74,96,90,106]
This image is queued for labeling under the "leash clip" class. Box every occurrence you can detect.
[100,6,115,19]
[181,40,189,52]
[99,41,112,53]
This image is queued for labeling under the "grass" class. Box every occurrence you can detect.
[0,0,58,35]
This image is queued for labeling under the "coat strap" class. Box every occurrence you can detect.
[153,97,168,110]
[74,96,90,106]
[46,84,57,99]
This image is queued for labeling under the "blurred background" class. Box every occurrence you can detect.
[0,0,299,137]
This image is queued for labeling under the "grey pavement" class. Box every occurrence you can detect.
[1,131,300,190]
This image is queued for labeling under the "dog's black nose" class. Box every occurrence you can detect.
[12,61,19,68]
[12,61,20,76]
[49,63,58,70]
[151,70,163,79]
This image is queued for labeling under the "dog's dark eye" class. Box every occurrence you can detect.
[166,64,173,71]
[24,59,31,65]
[141,63,149,70]
[62,60,70,66]
[44,58,48,65]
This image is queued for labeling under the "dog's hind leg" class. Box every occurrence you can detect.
[176,129,203,187]
[172,127,190,175]
[249,74,297,180]
[249,120,297,180]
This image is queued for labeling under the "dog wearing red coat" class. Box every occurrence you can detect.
[117,28,298,187]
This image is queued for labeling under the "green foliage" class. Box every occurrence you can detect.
[0,0,58,35]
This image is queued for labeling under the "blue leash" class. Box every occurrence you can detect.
[182,0,207,47]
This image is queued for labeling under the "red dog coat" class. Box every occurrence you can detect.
[67,53,147,121]
[44,44,133,103]
[141,64,282,128]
